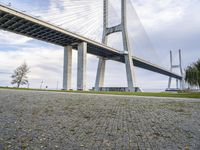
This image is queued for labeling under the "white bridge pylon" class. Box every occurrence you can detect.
[63,0,136,91]
[95,0,136,92]
[167,50,184,90]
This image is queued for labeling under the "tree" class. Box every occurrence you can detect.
[185,59,200,88]
[11,62,30,88]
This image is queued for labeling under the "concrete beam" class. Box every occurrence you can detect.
[105,24,122,36]
[77,42,87,91]
[63,46,72,90]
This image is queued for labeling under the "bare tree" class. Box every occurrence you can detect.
[11,62,30,88]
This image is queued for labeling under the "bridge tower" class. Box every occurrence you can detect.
[167,50,184,90]
[95,0,136,92]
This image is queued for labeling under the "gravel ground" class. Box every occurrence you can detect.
[0,89,200,150]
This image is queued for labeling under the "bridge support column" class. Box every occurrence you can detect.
[167,50,184,90]
[124,54,135,92]
[63,46,72,90]
[95,57,106,91]
[122,0,135,92]
[168,77,172,89]
[95,0,136,92]
[180,78,185,90]
[176,79,179,89]
[95,0,108,91]
[77,42,87,91]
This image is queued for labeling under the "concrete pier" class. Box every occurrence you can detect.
[63,46,72,90]
[95,57,106,91]
[124,54,135,92]
[77,42,87,90]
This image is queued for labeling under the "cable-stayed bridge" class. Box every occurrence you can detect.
[0,1,183,92]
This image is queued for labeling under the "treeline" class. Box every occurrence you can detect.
[185,59,200,89]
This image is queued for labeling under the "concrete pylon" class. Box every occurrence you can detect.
[178,49,185,90]
[121,0,136,92]
[95,0,135,92]
[63,46,72,90]
[168,51,173,89]
[168,50,184,90]
[77,42,87,91]
[95,0,108,91]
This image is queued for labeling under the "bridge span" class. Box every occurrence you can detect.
[0,4,182,91]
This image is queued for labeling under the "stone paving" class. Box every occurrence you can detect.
[0,89,200,150]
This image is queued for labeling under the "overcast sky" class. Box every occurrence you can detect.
[0,0,199,91]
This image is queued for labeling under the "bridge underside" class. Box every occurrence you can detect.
[0,5,122,62]
[0,5,182,81]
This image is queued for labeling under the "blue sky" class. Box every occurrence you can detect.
[0,0,200,91]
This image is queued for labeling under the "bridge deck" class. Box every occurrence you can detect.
[0,4,182,80]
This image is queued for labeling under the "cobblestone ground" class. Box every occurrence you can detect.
[0,90,200,150]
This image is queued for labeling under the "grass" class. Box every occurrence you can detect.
[0,86,200,99]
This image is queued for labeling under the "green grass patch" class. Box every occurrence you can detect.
[0,86,200,99]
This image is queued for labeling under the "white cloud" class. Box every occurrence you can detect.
[0,30,32,45]
[132,0,199,30]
